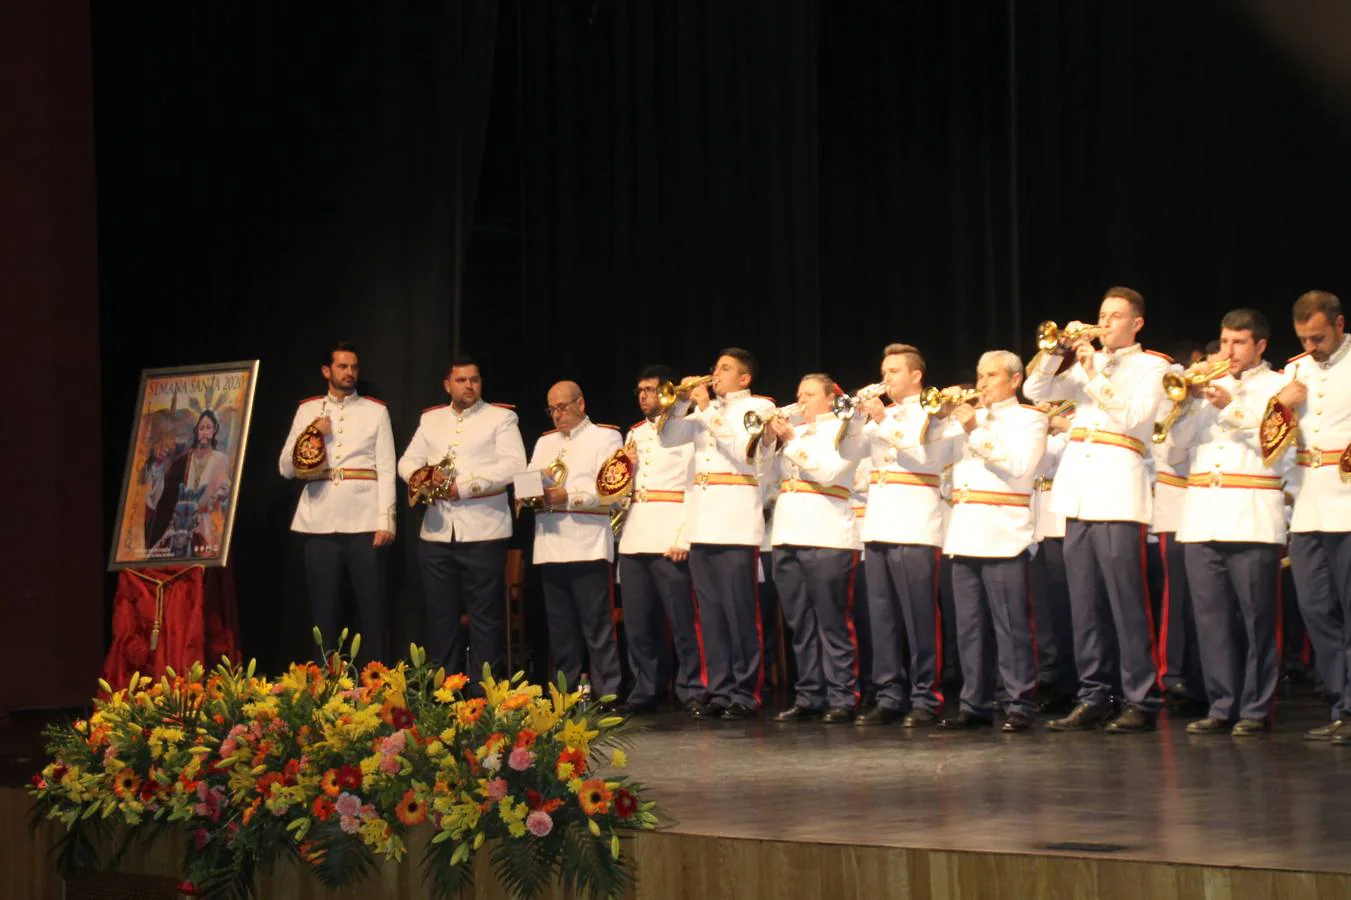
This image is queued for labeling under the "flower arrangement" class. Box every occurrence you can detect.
[29,631,657,899]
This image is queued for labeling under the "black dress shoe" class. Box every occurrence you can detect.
[1104,706,1155,734]
[854,705,903,726]
[1185,716,1231,734]
[774,705,821,722]
[902,708,939,728]
[683,698,709,716]
[1001,712,1032,733]
[1231,718,1270,736]
[1331,731,1351,746]
[1304,717,1349,741]
[822,707,854,724]
[1046,702,1111,732]
[938,711,993,730]
[690,701,726,720]
[614,700,658,716]
[1036,692,1076,716]
[721,702,757,720]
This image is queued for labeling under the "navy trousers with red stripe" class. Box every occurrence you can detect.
[1183,541,1281,723]
[950,552,1037,719]
[1153,533,1205,700]
[1063,519,1162,712]
[689,543,763,709]
[539,560,622,699]
[865,542,944,714]
[773,546,858,711]
[618,553,705,706]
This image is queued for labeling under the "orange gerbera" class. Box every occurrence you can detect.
[501,692,531,711]
[204,676,225,701]
[555,747,587,780]
[112,768,141,799]
[361,661,390,691]
[320,768,342,797]
[312,796,335,821]
[442,673,470,692]
[456,698,487,727]
[577,778,612,817]
[514,729,538,750]
[255,772,284,799]
[394,789,427,826]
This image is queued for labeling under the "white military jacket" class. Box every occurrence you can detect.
[397,400,527,543]
[1023,343,1169,524]
[770,413,863,551]
[662,389,776,546]
[859,394,955,547]
[617,416,695,556]
[279,391,397,535]
[1286,337,1351,533]
[941,398,1048,558]
[529,418,623,564]
[1033,428,1069,542]
[1172,362,1288,545]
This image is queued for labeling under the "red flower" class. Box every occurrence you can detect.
[390,706,415,730]
[335,764,363,791]
[51,765,68,782]
[312,796,335,821]
[614,788,638,820]
[514,729,538,750]
[283,758,301,784]
[177,881,199,896]
[463,748,481,775]
[255,772,284,799]
[555,747,587,780]
[29,774,45,790]
[138,778,161,803]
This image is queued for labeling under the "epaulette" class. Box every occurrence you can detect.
[422,404,448,415]
[365,397,386,406]
[299,395,324,405]
[540,428,558,437]
[1287,350,1311,364]
[631,419,648,431]
[596,423,621,431]
[1021,404,1046,414]
[1144,349,1174,363]
[490,402,516,410]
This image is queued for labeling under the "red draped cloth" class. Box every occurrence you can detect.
[102,566,240,689]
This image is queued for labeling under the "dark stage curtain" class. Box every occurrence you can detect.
[93,1,500,670]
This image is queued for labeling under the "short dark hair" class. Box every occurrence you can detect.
[1103,286,1145,318]
[324,341,359,366]
[717,347,757,381]
[446,355,480,377]
[636,364,672,384]
[882,343,926,376]
[1220,308,1270,343]
[1293,290,1343,324]
[194,410,220,449]
[1204,338,1220,355]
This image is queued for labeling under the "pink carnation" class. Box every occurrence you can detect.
[380,731,406,755]
[379,754,400,775]
[339,815,360,835]
[525,810,553,838]
[508,748,535,772]
[485,778,508,802]
[334,791,362,819]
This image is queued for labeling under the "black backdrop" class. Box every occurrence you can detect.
[92,1,1351,673]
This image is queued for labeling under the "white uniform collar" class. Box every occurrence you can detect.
[1235,361,1271,382]
[560,416,592,440]
[900,394,922,408]
[451,399,484,418]
[987,396,1018,412]
[1102,343,1141,359]
[1323,335,1350,368]
[327,390,358,406]
[722,389,751,402]
[813,410,838,423]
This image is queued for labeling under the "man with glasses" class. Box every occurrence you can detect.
[528,381,624,704]
[615,365,704,715]
[398,355,525,679]
[1025,287,1170,733]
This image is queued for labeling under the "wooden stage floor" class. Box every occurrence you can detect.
[5,685,1351,899]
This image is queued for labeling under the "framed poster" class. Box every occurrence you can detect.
[109,360,260,570]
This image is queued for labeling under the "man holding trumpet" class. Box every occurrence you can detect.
[661,349,776,719]
[1024,287,1170,733]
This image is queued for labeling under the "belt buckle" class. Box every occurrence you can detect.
[1209,470,1222,488]
[634,488,648,503]
[1310,447,1324,467]
[1084,430,1096,445]
[330,467,345,484]
[694,473,709,488]
[955,486,970,504]
[784,480,799,494]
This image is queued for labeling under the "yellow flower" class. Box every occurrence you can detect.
[359,755,380,778]
[610,749,627,769]
[525,700,561,736]
[425,739,446,758]
[558,719,599,755]
[147,726,185,759]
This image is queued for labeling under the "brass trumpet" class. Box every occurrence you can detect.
[1036,320,1108,353]
[406,453,457,507]
[919,386,982,416]
[1151,359,1232,444]
[831,382,888,418]
[654,375,715,434]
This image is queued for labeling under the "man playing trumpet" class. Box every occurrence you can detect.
[661,349,776,718]
[1024,286,1170,733]
[398,356,526,679]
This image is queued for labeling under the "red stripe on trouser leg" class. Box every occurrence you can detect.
[690,585,709,689]
[1157,533,1172,690]
[1138,525,1162,686]
[753,562,765,707]
[845,552,860,704]
[1271,563,1284,720]
[931,547,945,707]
